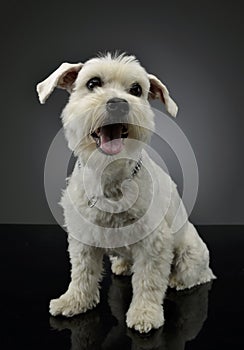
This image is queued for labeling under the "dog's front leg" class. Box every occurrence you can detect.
[50,236,103,317]
[126,228,173,333]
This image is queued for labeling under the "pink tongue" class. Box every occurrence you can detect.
[100,136,123,155]
[99,125,124,155]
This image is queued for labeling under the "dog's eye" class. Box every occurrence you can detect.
[129,83,142,97]
[86,77,102,90]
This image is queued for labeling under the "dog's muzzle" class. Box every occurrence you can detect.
[106,97,129,118]
[91,98,129,155]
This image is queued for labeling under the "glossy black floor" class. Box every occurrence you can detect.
[1,225,243,349]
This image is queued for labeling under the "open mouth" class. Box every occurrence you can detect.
[91,123,129,155]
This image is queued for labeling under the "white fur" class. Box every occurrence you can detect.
[37,53,215,333]
[37,62,83,104]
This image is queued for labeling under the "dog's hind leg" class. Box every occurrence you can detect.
[165,182,216,290]
[169,222,216,291]
[109,255,132,276]
[50,236,104,317]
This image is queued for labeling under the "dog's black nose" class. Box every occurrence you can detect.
[106,98,129,116]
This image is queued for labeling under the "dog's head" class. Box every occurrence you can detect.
[37,53,178,161]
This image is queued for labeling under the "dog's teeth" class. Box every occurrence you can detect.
[121,126,128,135]
[122,125,128,133]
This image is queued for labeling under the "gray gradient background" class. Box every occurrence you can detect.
[1,0,243,224]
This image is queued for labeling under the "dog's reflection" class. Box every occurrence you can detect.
[50,276,212,350]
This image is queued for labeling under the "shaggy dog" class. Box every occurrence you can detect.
[37,53,215,333]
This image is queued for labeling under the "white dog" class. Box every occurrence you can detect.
[37,53,215,333]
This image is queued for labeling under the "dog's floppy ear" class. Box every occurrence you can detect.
[36,62,83,104]
[148,74,178,117]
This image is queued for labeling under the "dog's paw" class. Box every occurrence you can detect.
[49,292,99,317]
[168,275,185,290]
[126,304,164,333]
[110,257,132,276]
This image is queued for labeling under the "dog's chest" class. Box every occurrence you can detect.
[64,165,153,229]
[89,177,152,228]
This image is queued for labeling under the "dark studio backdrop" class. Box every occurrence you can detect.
[1,0,243,225]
